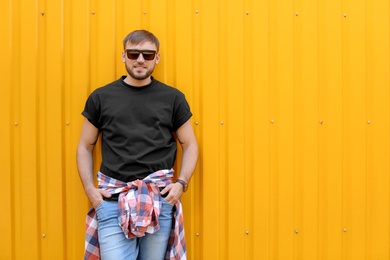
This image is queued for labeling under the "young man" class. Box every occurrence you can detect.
[77,30,198,260]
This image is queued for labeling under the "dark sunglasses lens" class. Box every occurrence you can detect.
[142,52,156,60]
[126,51,140,60]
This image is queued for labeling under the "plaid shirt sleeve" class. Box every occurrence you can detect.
[165,201,187,260]
[84,208,100,260]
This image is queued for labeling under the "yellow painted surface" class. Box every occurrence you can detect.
[1,0,389,259]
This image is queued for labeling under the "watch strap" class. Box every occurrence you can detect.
[175,179,188,192]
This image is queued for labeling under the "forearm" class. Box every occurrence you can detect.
[77,145,111,208]
[158,119,198,203]
[161,142,198,204]
[76,146,96,196]
[178,142,198,184]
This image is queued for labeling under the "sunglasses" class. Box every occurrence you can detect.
[125,49,157,61]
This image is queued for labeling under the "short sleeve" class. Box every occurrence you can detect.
[82,92,101,129]
[172,93,192,130]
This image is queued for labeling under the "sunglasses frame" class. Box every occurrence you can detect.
[125,49,157,61]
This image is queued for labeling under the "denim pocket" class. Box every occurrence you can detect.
[95,200,107,221]
[161,196,175,207]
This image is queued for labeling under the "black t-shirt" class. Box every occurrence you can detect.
[82,76,192,182]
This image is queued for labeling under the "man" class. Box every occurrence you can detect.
[77,29,198,260]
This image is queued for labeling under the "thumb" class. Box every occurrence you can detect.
[99,189,112,198]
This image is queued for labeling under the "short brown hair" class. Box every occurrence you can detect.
[123,30,160,51]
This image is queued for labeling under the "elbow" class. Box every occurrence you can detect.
[76,143,94,162]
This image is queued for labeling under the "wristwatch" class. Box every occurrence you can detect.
[175,179,188,192]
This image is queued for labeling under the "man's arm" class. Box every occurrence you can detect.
[175,119,199,184]
[76,118,110,208]
[162,119,199,204]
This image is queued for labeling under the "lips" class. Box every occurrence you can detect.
[134,66,146,71]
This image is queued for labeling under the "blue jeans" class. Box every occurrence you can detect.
[96,198,174,260]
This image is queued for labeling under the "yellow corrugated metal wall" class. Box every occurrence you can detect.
[1,0,389,259]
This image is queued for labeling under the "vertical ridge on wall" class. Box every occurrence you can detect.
[0,0,13,258]
[198,1,221,259]
[317,0,344,259]
[225,0,245,259]
[217,1,229,259]
[293,1,320,259]
[65,0,92,258]
[243,0,254,259]
[63,0,72,258]
[251,1,271,260]
[365,0,390,259]
[292,1,303,256]
[269,1,296,259]
[37,0,46,258]
[18,0,40,259]
[342,1,368,259]
[191,1,203,258]
[43,0,67,258]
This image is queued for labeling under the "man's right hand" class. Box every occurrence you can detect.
[87,188,112,209]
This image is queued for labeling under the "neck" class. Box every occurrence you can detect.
[123,76,152,87]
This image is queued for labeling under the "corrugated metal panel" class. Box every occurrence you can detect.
[1,0,389,259]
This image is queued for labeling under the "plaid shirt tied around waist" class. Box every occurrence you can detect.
[84,170,187,260]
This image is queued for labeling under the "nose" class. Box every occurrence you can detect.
[136,53,145,62]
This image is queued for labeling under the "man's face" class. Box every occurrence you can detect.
[122,41,160,81]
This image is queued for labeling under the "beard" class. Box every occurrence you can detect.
[126,63,155,81]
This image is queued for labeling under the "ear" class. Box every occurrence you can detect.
[155,53,160,64]
[122,52,126,62]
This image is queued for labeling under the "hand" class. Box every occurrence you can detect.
[86,188,112,209]
[160,182,184,205]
